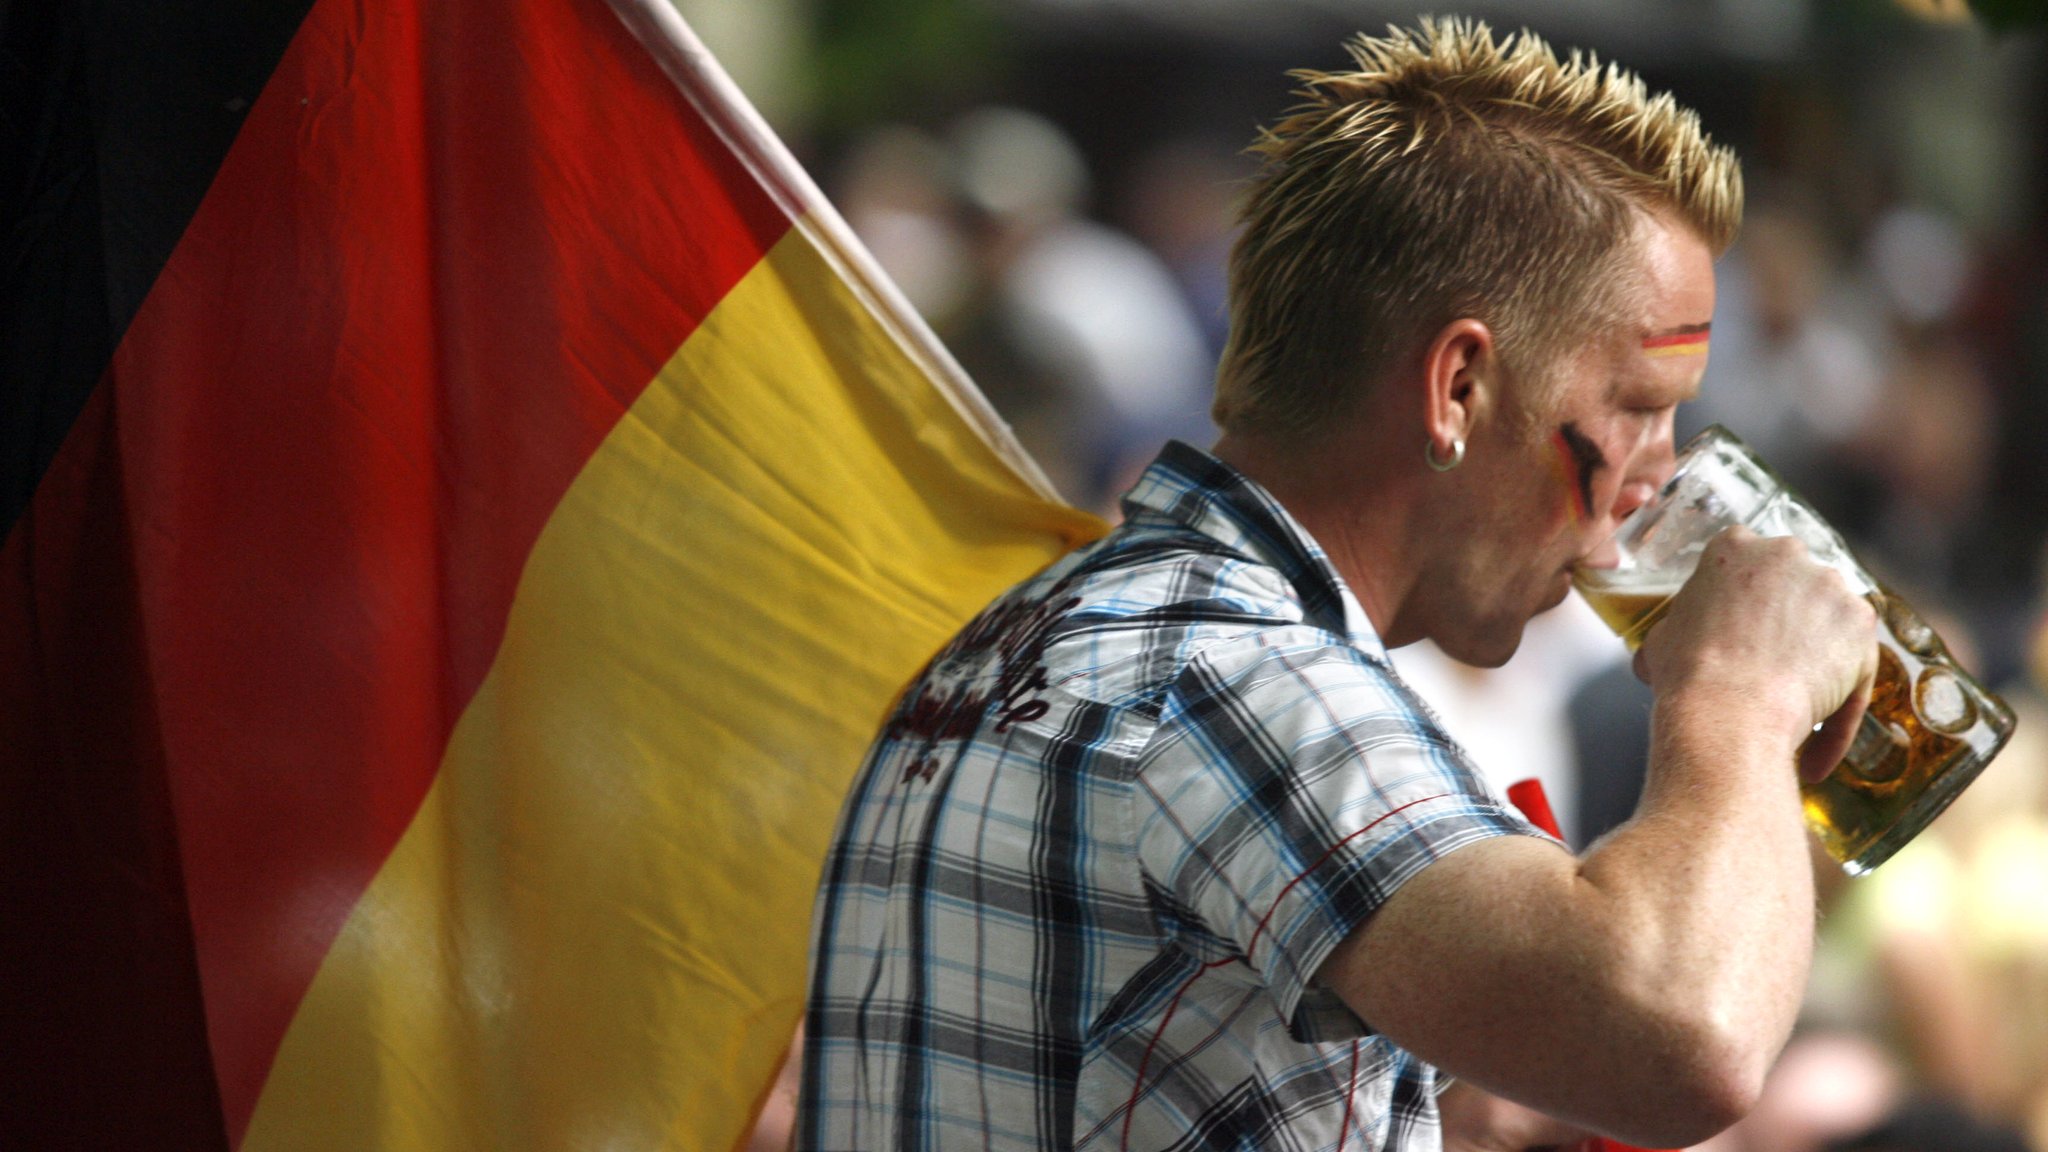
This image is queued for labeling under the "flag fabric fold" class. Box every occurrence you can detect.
[0,1,1102,1147]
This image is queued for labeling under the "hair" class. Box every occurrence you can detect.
[1213,17,1743,439]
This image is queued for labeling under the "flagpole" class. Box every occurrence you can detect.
[604,0,1070,505]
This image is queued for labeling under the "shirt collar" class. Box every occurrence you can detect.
[1119,440,1389,661]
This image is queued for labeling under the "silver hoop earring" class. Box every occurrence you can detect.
[1425,437,1466,472]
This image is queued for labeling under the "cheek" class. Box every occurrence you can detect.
[1504,451,1578,552]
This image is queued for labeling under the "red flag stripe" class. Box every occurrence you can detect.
[4,0,789,1140]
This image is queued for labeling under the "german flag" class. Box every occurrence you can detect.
[0,1,1100,1148]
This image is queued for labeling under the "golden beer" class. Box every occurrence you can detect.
[1799,591,2013,870]
[1575,565,2015,873]
[1575,577,1682,651]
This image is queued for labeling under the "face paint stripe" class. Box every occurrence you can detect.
[1548,439,1586,523]
[1550,426,1600,524]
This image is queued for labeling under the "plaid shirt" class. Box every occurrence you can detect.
[799,441,1544,1152]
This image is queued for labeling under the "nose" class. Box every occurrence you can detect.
[1608,423,1678,525]
[1609,479,1657,524]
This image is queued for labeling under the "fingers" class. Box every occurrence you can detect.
[1634,524,1880,755]
[1796,619,1879,783]
[1797,674,1871,784]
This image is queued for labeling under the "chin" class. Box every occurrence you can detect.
[1438,625,1524,670]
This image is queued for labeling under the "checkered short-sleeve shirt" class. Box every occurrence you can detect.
[798,441,1546,1152]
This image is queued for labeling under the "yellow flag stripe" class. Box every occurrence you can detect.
[240,224,1102,1151]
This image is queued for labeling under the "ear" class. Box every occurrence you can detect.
[1421,318,1496,459]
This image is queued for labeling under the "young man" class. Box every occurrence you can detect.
[799,19,1877,1151]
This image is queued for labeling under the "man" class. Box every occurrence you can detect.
[798,19,1877,1152]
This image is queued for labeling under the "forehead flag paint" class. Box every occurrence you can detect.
[1643,322,1711,358]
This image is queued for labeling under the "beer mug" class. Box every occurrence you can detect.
[1573,425,2014,874]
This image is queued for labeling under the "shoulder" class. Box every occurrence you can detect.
[1027,522,1328,706]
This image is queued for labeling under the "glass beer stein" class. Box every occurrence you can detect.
[1573,425,2014,874]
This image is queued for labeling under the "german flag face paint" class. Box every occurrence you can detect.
[1643,322,1711,358]
[1550,422,1605,525]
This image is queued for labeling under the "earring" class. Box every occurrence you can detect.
[1425,436,1466,472]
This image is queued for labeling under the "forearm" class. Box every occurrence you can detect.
[1566,679,1817,1130]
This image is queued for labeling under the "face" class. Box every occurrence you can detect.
[1424,211,1716,666]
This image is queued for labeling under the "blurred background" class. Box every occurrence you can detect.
[685,2,2048,1150]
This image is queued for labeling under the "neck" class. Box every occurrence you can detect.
[1210,428,1431,648]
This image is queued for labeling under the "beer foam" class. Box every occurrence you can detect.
[1573,566,1687,598]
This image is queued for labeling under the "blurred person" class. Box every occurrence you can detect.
[799,20,1881,1152]
[1704,1049,2030,1152]
[836,124,978,329]
[833,119,1098,500]
[1978,201,2048,628]
[1823,1098,2033,1152]
[1080,138,1250,513]
[1854,206,1999,606]
[1682,200,1886,513]
[1695,1030,1907,1152]
[1122,138,1245,367]
[950,106,1215,509]
[1814,596,2048,1150]
[834,111,1215,509]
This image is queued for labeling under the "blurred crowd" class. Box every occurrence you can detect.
[725,3,2048,1150]
[831,107,1234,506]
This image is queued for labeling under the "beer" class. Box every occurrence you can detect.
[1800,591,2014,871]
[1574,563,2015,873]
[1574,571,1685,652]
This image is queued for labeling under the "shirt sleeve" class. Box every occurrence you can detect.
[1133,628,1549,1039]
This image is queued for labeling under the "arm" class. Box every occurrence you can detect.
[1318,529,1878,1149]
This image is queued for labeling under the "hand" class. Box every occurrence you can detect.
[1633,527,1877,776]
[1440,1079,1597,1152]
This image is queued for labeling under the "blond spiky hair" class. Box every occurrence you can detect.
[1214,17,1742,438]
